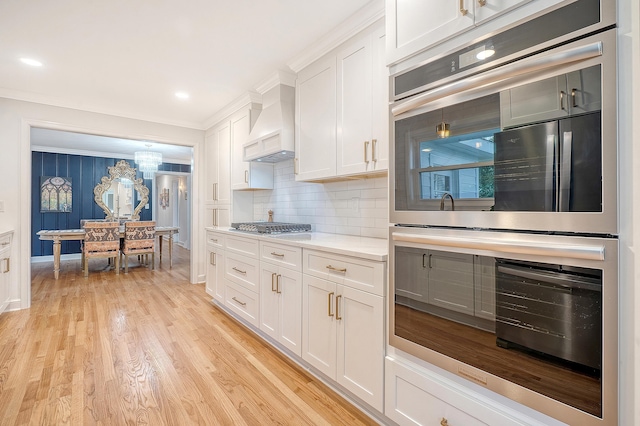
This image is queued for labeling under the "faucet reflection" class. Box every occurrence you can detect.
[440,193,455,211]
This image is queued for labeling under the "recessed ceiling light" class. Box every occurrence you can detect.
[175,91,189,99]
[476,48,495,60]
[20,58,42,67]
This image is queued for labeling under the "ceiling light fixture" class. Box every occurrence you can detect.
[20,58,42,67]
[134,144,163,179]
[476,47,495,61]
[175,91,189,99]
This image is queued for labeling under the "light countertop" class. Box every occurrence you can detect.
[206,227,388,262]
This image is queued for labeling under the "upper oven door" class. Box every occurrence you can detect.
[390,28,617,235]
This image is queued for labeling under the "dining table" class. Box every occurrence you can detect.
[37,226,179,279]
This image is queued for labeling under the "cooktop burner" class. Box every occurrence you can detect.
[231,222,312,234]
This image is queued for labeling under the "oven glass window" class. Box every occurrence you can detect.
[394,247,603,417]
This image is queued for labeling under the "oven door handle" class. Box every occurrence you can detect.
[497,264,602,292]
[391,41,603,117]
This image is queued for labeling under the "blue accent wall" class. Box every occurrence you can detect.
[32,152,190,256]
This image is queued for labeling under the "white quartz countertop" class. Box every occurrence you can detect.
[206,227,388,262]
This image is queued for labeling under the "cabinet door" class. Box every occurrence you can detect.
[278,268,302,356]
[474,255,495,320]
[394,247,429,304]
[296,55,337,181]
[337,32,373,176]
[428,251,475,316]
[500,74,567,128]
[206,247,226,302]
[302,275,337,378]
[386,0,474,65]
[259,263,280,341]
[0,249,9,314]
[204,132,218,203]
[215,121,232,204]
[474,0,533,24]
[205,247,216,297]
[207,206,230,228]
[370,24,389,172]
[231,109,274,190]
[566,65,601,115]
[336,285,384,411]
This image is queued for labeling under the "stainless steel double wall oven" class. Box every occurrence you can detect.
[388,0,618,424]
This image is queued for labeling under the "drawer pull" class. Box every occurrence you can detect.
[232,297,246,307]
[271,272,277,292]
[270,252,285,258]
[232,267,247,275]
[441,418,449,426]
[1,242,9,246]
[328,292,334,317]
[2,258,9,273]
[335,294,342,320]
[276,274,282,294]
[326,265,347,273]
[210,238,218,243]
[210,252,216,266]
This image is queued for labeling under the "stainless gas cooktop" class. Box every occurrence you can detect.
[230,222,312,234]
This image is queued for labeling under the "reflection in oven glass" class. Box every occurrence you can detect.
[394,247,602,417]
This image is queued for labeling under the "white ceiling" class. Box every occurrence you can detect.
[0,0,381,130]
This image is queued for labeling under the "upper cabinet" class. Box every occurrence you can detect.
[296,20,388,181]
[205,121,231,205]
[337,24,388,176]
[230,108,274,191]
[386,0,559,65]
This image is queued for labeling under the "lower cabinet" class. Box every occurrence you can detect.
[302,274,384,411]
[0,232,12,314]
[225,280,260,327]
[259,263,302,356]
[205,246,226,302]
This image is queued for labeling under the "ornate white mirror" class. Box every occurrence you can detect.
[93,160,149,220]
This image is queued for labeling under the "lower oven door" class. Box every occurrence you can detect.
[389,225,618,425]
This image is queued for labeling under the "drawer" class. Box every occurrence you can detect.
[303,249,385,296]
[225,252,260,292]
[225,281,259,328]
[226,234,260,258]
[260,241,302,271]
[205,230,225,249]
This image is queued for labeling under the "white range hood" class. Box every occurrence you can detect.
[243,84,295,163]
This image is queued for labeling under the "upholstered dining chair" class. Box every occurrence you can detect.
[121,221,156,273]
[82,221,120,277]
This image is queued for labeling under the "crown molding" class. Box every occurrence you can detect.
[31,145,191,165]
[254,70,297,94]
[202,91,262,130]
[287,0,385,73]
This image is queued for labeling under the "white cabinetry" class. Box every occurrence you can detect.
[295,54,337,180]
[296,19,387,181]
[230,108,274,190]
[302,249,385,411]
[205,121,231,205]
[0,232,12,314]
[386,0,544,65]
[259,241,303,356]
[205,230,226,302]
[337,23,388,176]
[223,234,261,327]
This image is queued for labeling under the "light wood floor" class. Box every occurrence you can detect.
[0,246,378,425]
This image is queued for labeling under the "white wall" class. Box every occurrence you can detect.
[155,173,190,249]
[0,97,203,311]
[251,159,388,238]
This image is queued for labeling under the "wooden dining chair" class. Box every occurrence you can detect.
[121,221,156,273]
[82,221,120,277]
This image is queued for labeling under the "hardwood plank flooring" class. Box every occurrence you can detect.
[0,247,377,425]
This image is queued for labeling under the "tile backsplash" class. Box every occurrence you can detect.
[252,160,389,239]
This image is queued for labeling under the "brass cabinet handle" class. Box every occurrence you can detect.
[2,258,9,273]
[244,170,249,183]
[294,158,299,175]
[213,182,218,201]
[460,0,468,15]
[335,294,342,320]
[276,274,282,294]
[328,291,334,317]
[0,242,9,246]
[232,297,246,307]
[372,139,377,162]
[560,90,566,110]
[440,418,449,426]
[326,265,347,273]
[210,252,216,266]
[270,252,285,258]
[271,272,277,292]
[210,238,218,243]
[232,267,247,275]
[364,141,370,163]
[571,88,578,107]
[477,0,486,6]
